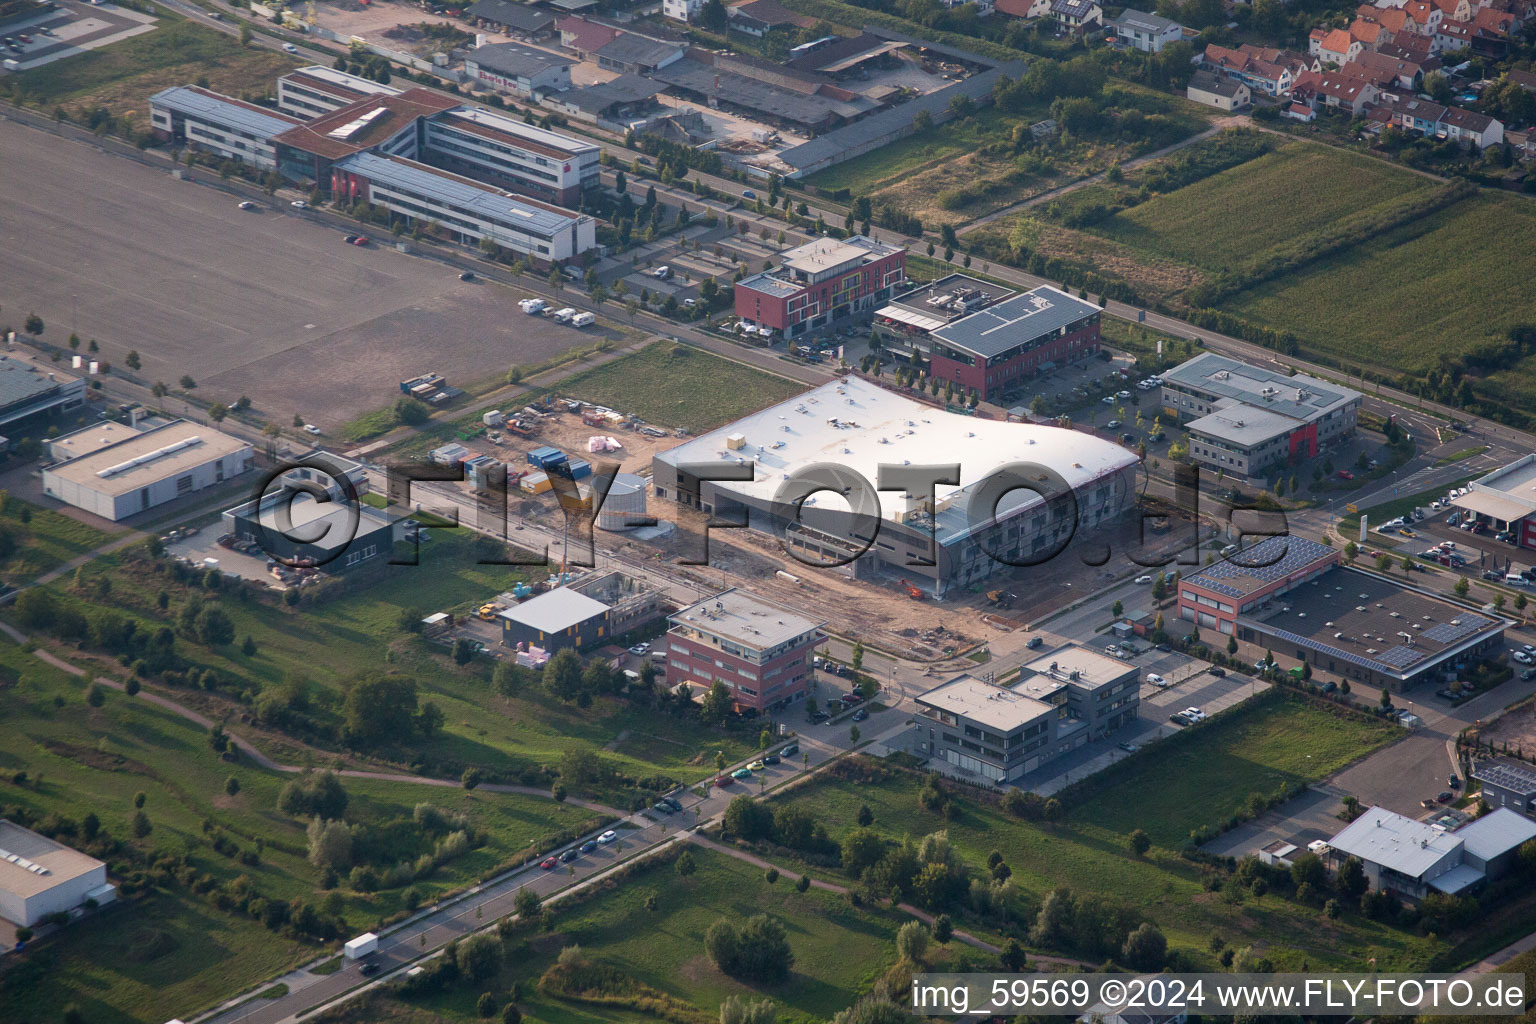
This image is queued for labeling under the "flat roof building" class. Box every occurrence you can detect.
[43,419,254,522]
[544,74,664,125]
[734,236,906,339]
[500,587,611,652]
[927,285,1104,403]
[916,644,1139,784]
[1326,805,1536,900]
[222,453,396,573]
[0,349,86,433]
[422,106,601,205]
[666,588,824,712]
[149,85,303,171]
[276,66,402,120]
[1451,455,1536,551]
[1159,353,1361,479]
[0,820,112,927]
[464,0,556,37]
[874,273,1015,349]
[1472,759,1536,818]
[651,376,1140,595]
[1183,547,1509,691]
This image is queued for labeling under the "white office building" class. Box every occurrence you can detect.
[276,66,403,120]
[149,85,303,171]
[42,419,255,521]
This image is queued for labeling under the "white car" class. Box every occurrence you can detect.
[237,201,256,210]
[1183,707,1207,721]
[629,642,650,655]
[302,423,321,435]
[282,42,298,52]
[1135,575,1153,584]
[1105,644,1119,655]
[1514,651,1533,665]
[1146,672,1166,687]
[597,829,618,845]
[291,200,308,209]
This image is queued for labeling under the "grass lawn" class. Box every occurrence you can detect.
[549,343,805,435]
[0,496,117,587]
[379,846,924,1024]
[1092,144,1438,273]
[0,638,599,1023]
[1435,446,1489,466]
[1065,691,1399,848]
[10,17,299,130]
[1338,475,1475,537]
[1224,193,1536,380]
[21,533,753,786]
[774,754,1440,972]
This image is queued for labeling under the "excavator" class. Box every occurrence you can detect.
[899,578,925,601]
[986,589,1016,610]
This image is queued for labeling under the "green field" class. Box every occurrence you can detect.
[769,695,1442,971]
[1066,691,1399,848]
[0,639,600,1024]
[21,535,753,788]
[550,343,805,435]
[1094,145,1439,273]
[5,17,299,130]
[1225,193,1536,379]
[366,846,924,1024]
[0,496,116,587]
[803,108,1015,198]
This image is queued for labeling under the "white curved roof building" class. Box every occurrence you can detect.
[651,377,1139,594]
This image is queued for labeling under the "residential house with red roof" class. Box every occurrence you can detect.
[1202,43,1303,95]
[1293,69,1381,114]
[1311,27,1364,64]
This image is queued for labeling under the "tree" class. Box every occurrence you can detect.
[720,995,777,1024]
[278,771,349,819]
[342,672,418,748]
[896,920,930,965]
[453,637,476,665]
[1455,576,1470,597]
[1128,828,1151,857]
[131,809,152,838]
[932,913,953,945]
[1000,937,1027,971]
[857,803,873,826]
[225,775,241,797]
[724,795,775,840]
[1122,922,1167,970]
[676,850,697,879]
[23,313,43,337]
[1337,856,1367,899]
[134,791,147,809]
[458,933,503,984]
[180,375,197,390]
[705,914,793,983]
[87,683,106,708]
[701,680,732,723]
[125,350,142,371]
[462,767,483,790]
[543,649,584,702]
[478,993,498,1018]
[502,1005,523,1024]
[197,606,236,646]
[306,817,353,872]
[1227,635,1239,656]
[1112,599,1123,617]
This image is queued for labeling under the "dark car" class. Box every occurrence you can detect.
[715,775,733,787]
[1209,667,1226,677]
[763,754,781,765]
[852,708,868,722]
[459,271,475,281]
[580,840,598,854]
[807,710,829,723]
[359,959,380,976]
[1437,791,1454,804]
[1155,642,1171,652]
[1026,636,1044,649]
[560,847,579,862]
[841,692,863,704]
[1449,775,1461,789]
[652,801,674,814]
[1320,681,1338,694]
[344,234,359,243]
[780,742,799,757]
[661,796,684,811]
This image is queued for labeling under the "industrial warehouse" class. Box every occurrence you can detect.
[650,376,1140,595]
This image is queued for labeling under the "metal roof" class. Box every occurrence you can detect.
[1185,402,1299,447]
[467,40,570,79]
[1455,808,1536,861]
[1180,534,1337,600]
[0,351,79,417]
[1328,805,1463,878]
[464,0,555,30]
[651,57,850,126]
[1113,7,1182,33]
[500,587,610,634]
[1452,489,1534,523]
[735,271,803,298]
[1162,352,1359,424]
[592,33,683,68]
[931,285,1101,360]
[1473,760,1536,797]
[778,63,1023,173]
[335,151,582,237]
[558,74,664,112]
[45,419,251,497]
[669,587,824,650]
[149,85,302,140]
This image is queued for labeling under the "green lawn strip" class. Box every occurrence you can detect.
[1338,476,1476,538]
[0,497,117,586]
[771,756,1433,972]
[545,342,806,435]
[391,846,920,1024]
[0,636,604,1021]
[1435,446,1489,466]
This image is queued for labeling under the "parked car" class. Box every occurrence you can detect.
[807,710,829,723]
[763,754,780,765]
[629,642,650,655]
[841,692,863,705]
[540,857,558,869]
[1106,419,1122,429]
[1025,636,1043,649]
[1183,707,1206,721]
[1209,667,1226,677]
[560,847,579,862]
[1436,791,1454,803]
[715,775,733,787]
[741,189,756,199]
[352,236,370,246]
[290,200,308,209]
[1513,650,1533,665]
[779,742,799,757]
[237,200,256,210]
[1134,575,1153,584]
[1448,775,1461,789]
[652,801,674,814]
[1118,741,1139,753]
[661,796,683,812]
[852,708,868,722]
[579,840,598,854]
[302,423,321,435]
[1337,470,1355,480]
[459,271,475,281]
[1320,681,1337,694]
[1146,672,1166,687]
[730,767,753,779]
[748,760,766,771]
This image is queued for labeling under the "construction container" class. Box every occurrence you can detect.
[520,471,551,494]
[429,443,471,467]
[596,473,647,532]
[482,410,504,428]
[463,455,501,491]
[527,446,567,469]
[566,458,592,480]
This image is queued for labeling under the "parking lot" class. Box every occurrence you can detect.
[0,119,616,430]
[0,0,158,71]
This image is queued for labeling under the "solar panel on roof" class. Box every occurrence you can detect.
[1421,617,1489,644]
[1376,645,1427,669]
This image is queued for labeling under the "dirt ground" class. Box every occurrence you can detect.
[1474,697,1536,757]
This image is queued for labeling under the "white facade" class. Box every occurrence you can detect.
[0,822,110,927]
[664,0,704,21]
[276,67,402,119]
[424,108,600,203]
[148,87,300,172]
[42,420,255,522]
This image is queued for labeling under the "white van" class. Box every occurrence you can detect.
[1506,573,1526,586]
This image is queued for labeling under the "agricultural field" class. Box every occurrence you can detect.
[771,696,1443,973]
[550,343,806,435]
[334,845,927,1024]
[0,639,599,1024]
[1091,144,1439,273]
[0,496,117,587]
[5,18,299,132]
[1225,192,1536,380]
[15,532,755,790]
